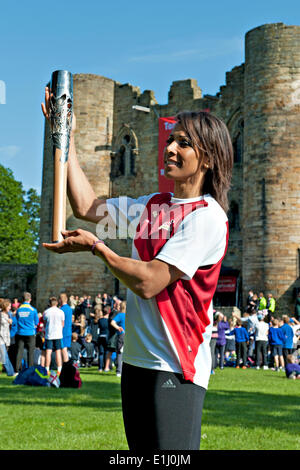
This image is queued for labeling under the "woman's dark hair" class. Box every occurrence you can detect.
[176,111,233,213]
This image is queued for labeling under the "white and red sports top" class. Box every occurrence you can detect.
[106,192,228,389]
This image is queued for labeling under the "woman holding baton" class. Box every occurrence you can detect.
[42,89,233,450]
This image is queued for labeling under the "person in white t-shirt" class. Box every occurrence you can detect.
[254,314,269,369]
[43,297,65,374]
[290,318,300,349]
[42,94,233,451]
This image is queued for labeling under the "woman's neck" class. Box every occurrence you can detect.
[173,179,204,199]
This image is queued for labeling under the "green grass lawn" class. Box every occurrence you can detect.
[0,366,299,450]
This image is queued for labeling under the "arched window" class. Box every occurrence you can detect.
[228,200,240,231]
[232,120,244,164]
[111,126,138,179]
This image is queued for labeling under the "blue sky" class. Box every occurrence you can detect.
[0,0,300,193]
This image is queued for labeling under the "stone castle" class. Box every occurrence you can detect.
[36,22,300,314]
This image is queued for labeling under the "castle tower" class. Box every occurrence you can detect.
[36,74,115,310]
[243,23,300,311]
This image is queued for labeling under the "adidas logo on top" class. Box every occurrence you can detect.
[162,379,176,389]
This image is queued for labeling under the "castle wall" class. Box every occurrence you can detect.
[0,264,37,305]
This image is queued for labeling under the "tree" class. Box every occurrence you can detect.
[22,188,40,254]
[0,164,40,264]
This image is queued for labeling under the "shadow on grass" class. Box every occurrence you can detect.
[204,385,300,435]
[0,375,122,411]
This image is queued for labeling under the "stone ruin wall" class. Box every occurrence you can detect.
[0,264,37,305]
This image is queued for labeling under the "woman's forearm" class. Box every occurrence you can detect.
[67,134,103,223]
[94,243,152,299]
[42,228,183,297]
[94,242,183,299]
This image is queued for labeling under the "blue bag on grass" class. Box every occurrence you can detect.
[13,365,50,387]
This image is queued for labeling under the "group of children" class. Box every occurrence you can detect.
[0,291,126,378]
[67,296,126,376]
[69,332,95,367]
[211,308,300,378]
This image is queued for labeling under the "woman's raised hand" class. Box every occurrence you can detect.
[41,86,76,133]
[41,86,51,122]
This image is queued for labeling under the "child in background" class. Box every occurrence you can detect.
[98,306,110,372]
[81,333,95,367]
[75,314,87,346]
[229,318,249,369]
[36,312,45,349]
[285,354,300,379]
[225,317,236,362]
[215,313,229,370]
[110,300,126,377]
[268,318,285,371]
[71,314,79,334]
[280,315,295,367]
[210,317,218,374]
[88,307,102,365]
[89,306,102,322]
[69,332,82,364]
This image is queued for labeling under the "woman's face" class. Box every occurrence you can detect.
[164,124,205,181]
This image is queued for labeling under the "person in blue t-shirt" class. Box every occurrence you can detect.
[15,292,39,372]
[268,318,285,371]
[228,318,249,369]
[110,300,126,377]
[59,293,73,363]
[280,315,295,367]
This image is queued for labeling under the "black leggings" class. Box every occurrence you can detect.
[121,363,206,451]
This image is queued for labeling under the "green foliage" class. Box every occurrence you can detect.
[22,187,40,253]
[0,164,40,264]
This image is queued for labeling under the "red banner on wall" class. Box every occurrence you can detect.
[216,276,237,293]
[158,117,176,193]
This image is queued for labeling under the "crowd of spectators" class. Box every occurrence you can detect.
[210,290,300,379]
[0,291,126,379]
[2,288,300,381]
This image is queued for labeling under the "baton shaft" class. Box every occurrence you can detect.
[52,148,67,243]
